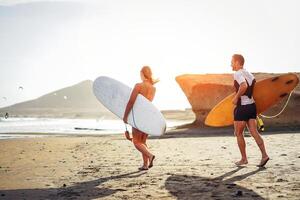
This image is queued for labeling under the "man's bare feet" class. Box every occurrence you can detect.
[235,159,248,166]
[257,156,269,167]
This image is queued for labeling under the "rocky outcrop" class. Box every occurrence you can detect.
[176,73,300,128]
[176,74,234,126]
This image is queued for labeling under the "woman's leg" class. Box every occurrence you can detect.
[141,133,150,167]
[140,132,155,168]
[234,121,248,164]
[132,129,153,167]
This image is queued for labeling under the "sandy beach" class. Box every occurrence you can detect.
[1,1,300,200]
[0,130,299,200]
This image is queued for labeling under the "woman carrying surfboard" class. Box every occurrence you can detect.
[231,54,269,167]
[123,66,157,170]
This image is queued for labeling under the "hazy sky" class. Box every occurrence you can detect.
[0,0,299,110]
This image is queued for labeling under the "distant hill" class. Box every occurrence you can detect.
[0,80,116,119]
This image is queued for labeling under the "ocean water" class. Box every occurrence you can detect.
[0,117,190,139]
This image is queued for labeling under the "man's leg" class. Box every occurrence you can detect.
[247,119,269,165]
[234,121,248,165]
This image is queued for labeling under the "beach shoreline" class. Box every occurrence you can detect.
[1,123,300,139]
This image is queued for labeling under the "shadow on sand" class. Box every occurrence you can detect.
[165,166,266,199]
[0,171,146,200]
[160,126,234,139]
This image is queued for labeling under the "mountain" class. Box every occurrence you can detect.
[0,80,116,119]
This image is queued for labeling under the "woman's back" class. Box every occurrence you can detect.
[138,81,156,102]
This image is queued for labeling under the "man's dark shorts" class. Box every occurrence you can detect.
[234,103,257,121]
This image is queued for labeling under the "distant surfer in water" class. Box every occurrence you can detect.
[123,66,157,170]
[231,54,269,167]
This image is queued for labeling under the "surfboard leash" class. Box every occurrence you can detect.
[124,123,128,132]
[123,107,138,132]
[259,90,294,119]
[132,107,138,129]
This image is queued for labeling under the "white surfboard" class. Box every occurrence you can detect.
[93,76,166,136]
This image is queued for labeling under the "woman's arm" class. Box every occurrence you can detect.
[124,131,132,141]
[232,82,248,105]
[123,84,141,123]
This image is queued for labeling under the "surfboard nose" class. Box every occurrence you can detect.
[284,73,299,90]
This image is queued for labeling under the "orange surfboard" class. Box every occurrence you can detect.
[205,73,299,127]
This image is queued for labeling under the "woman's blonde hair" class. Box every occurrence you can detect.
[141,66,159,85]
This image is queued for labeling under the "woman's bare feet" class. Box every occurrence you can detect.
[235,159,248,166]
[148,155,155,168]
[138,166,148,171]
[257,156,269,167]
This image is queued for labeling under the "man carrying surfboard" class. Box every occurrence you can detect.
[231,54,269,167]
[123,66,157,170]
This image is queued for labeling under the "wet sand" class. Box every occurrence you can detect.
[0,131,299,199]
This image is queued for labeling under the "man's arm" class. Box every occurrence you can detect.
[232,82,248,105]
